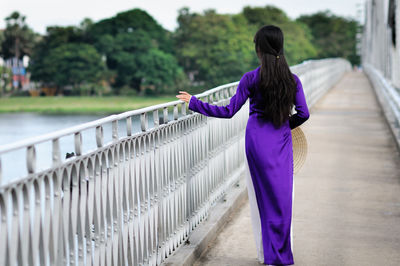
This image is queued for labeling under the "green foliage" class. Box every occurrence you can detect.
[0,66,12,95]
[174,6,318,89]
[29,26,99,87]
[137,49,185,94]
[174,8,257,88]
[15,5,358,98]
[241,5,317,65]
[1,11,37,59]
[87,9,173,53]
[85,9,184,94]
[296,10,360,65]
[242,5,290,26]
[0,30,4,55]
[30,43,105,89]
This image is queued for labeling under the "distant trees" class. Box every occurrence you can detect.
[0,6,361,96]
[28,8,185,95]
[174,6,319,89]
[87,9,184,95]
[174,8,257,89]
[1,11,36,60]
[36,43,105,91]
[241,6,318,66]
[0,29,4,55]
[28,26,105,95]
[296,10,360,65]
[0,11,37,92]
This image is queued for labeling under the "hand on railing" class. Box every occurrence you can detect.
[176,91,192,103]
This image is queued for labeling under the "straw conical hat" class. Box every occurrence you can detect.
[291,126,308,174]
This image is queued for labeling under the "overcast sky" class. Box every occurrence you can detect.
[1,0,365,34]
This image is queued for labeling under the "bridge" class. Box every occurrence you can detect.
[1,1,400,265]
[0,58,351,266]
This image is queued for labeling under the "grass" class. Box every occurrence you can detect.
[0,96,180,114]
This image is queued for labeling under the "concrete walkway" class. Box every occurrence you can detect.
[193,71,400,266]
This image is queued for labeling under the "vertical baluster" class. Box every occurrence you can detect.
[126,117,132,137]
[112,121,119,141]
[18,185,30,265]
[145,136,152,264]
[42,177,52,266]
[84,159,94,266]
[31,180,42,265]
[74,133,82,156]
[96,126,104,148]
[49,172,62,265]
[77,164,88,265]
[52,138,61,166]
[69,166,79,265]
[120,142,129,265]
[0,194,5,266]
[173,105,178,120]
[153,110,159,128]
[163,107,168,124]
[181,102,186,117]
[26,145,36,174]
[141,113,148,132]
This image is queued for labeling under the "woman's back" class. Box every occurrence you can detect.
[239,66,309,129]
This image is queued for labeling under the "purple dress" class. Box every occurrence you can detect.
[188,66,310,265]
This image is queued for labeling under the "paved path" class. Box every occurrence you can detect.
[193,71,400,266]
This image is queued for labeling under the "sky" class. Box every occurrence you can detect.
[1,0,365,34]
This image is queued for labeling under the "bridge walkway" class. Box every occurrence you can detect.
[193,71,400,266]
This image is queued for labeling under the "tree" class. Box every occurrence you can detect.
[174,8,257,89]
[96,30,183,94]
[241,5,318,66]
[87,9,183,93]
[0,30,4,55]
[29,25,88,87]
[30,43,105,92]
[87,8,173,53]
[136,49,186,94]
[296,10,360,65]
[1,11,36,60]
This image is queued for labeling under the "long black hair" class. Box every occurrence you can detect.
[253,25,297,128]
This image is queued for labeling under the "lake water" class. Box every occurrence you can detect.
[0,112,166,184]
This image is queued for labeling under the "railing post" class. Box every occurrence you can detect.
[74,132,82,156]
[126,117,132,136]
[112,120,119,141]
[141,112,148,132]
[52,138,61,165]
[163,107,168,124]
[96,126,104,148]
[26,145,36,174]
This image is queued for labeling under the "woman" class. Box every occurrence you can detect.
[176,25,310,265]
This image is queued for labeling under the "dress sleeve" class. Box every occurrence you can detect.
[188,73,251,118]
[289,74,310,129]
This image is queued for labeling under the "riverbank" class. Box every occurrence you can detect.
[0,96,178,114]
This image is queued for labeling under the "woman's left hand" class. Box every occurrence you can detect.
[176,91,192,103]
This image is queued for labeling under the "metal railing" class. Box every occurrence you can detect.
[364,64,400,149]
[0,58,351,266]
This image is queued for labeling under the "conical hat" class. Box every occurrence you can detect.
[291,126,308,175]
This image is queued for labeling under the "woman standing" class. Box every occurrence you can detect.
[176,25,310,266]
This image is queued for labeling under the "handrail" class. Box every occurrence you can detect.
[0,81,240,155]
[364,64,400,149]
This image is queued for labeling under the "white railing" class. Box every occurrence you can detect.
[0,58,351,266]
[364,64,400,149]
